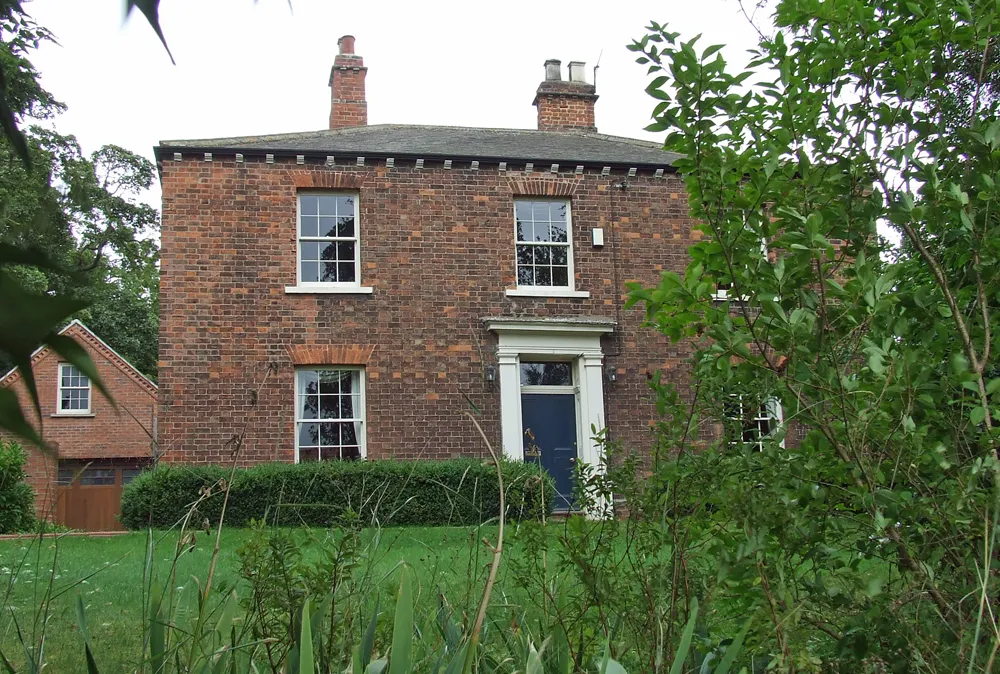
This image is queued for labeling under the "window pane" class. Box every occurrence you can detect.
[57,468,74,486]
[319,217,338,237]
[341,445,361,461]
[516,245,533,266]
[299,447,320,462]
[78,390,90,410]
[321,262,339,282]
[339,262,356,283]
[532,202,549,221]
[299,370,319,394]
[532,223,551,242]
[122,468,143,485]
[320,242,337,261]
[337,196,355,215]
[551,246,568,265]
[340,394,356,419]
[298,422,320,447]
[61,392,72,410]
[337,241,355,262]
[340,371,355,394]
[533,246,551,265]
[79,468,115,486]
[340,421,358,445]
[300,394,319,419]
[301,241,320,261]
[516,220,532,242]
[517,266,534,285]
[320,396,339,420]
[321,422,340,447]
[318,196,338,216]
[319,371,341,394]
[550,221,567,243]
[520,362,573,386]
[301,261,319,283]
[300,196,318,216]
[300,215,318,237]
[536,267,552,286]
[552,267,569,287]
[515,201,533,221]
[337,216,355,238]
[549,202,567,222]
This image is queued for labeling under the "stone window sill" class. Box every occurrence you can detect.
[51,413,95,418]
[284,285,374,295]
[505,288,590,299]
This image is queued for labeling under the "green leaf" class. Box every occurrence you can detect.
[149,584,165,674]
[358,598,379,674]
[76,594,101,674]
[299,598,314,674]
[971,406,987,425]
[389,566,413,674]
[669,598,698,674]
[714,614,753,674]
[125,0,176,64]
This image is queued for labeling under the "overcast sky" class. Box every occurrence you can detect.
[27,0,768,202]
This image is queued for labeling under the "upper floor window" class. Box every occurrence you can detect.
[515,199,574,289]
[723,394,781,451]
[295,368,366,461]
[297,194,360,288]
[57,363,91,415]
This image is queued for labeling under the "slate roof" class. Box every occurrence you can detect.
[158,124,678,168]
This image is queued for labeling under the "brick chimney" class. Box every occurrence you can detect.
[533,59,598,132]
[329,35,367,128]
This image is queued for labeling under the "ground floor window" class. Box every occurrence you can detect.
[295,368,365,461]
[724,394,781,451]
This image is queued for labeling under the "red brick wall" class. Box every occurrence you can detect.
[534,81,598,131]
[158,156,700,467]
[0,323,157,518]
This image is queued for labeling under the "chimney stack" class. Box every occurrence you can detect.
[533,59,598,132]
[329,35,367,129]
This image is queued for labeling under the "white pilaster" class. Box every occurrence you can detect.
[497,352,523,460]
[579,352,607,467]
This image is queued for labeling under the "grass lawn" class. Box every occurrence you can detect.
[0,525,521,673]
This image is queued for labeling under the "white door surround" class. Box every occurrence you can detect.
[484,317,616,472]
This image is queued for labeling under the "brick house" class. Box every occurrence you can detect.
[0,320,157,529]
[156,36,780,508]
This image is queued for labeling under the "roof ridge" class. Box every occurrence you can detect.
[0,320,157,398]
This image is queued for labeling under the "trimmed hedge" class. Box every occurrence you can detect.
[120,459,554,529]
[0,440,34,534]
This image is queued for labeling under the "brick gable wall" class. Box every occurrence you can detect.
[0,323,157,518]
[158,156,700,466]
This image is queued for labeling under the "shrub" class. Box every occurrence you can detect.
[120,458,554,529]
[0,440,35,533]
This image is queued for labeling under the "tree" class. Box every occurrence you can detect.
[0,4,160,445]
[628,0,1000,669]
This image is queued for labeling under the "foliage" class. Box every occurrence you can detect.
[0,1,161,448]
[626,0,1000,669]
[0,439,32,533]
[120,459,554,530]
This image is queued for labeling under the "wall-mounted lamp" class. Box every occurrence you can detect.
[485,365,497,382]
[605,366,618,383]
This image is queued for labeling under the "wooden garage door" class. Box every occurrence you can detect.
[56,461,148,531]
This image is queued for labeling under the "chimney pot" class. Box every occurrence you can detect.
[568,61,587,83]
[338,35,356,55]
[544,59,562,81]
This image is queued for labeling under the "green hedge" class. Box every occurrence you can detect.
[0,440,35,534]
[120,459,554,529]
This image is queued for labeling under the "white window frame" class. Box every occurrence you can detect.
[507,198,589,299]
[286,193,374,295]
[724,394,783,450]
[294,367,367,461]
[57,362,91,415]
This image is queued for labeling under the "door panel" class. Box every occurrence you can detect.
[521,393,577,510]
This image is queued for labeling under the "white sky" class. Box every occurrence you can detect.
[26,0,767,206]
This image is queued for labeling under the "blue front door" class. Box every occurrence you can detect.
[521,393,577,510]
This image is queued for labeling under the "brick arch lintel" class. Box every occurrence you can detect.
[505,177,580,197]
[287,344,375,366]
[289,171,367,190]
